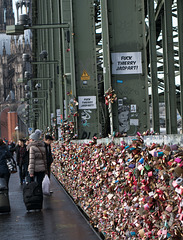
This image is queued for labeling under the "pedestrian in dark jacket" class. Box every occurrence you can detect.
[44,135,54,178]
[0,139,12,187]
[8,141,16,156]
[11,139,29,185]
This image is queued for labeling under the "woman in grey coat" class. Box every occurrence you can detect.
[27,129,47,186]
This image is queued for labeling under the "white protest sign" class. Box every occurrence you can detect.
[111,52,142,74]
[78,96,97,109]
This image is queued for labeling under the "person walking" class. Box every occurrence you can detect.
[44,135,54,178]
[11,139,29,185]
[27,129,47,187]
[8,141,15,156]
[0,139,12,187]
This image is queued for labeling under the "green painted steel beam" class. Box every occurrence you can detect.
[61,0,72,122]
[29,23,69,30]
[6,23,69,35]
[155,0,164,21]
[147,0,160,133]
[100,0,111,92]
[29,78,52,80]
[106,0,150,135]
[72,0,99,139]
[162,14,170,133]
[68,0,78,133]
[30,90,48,92]
[163,0,177,133]
[48,0,56,132]
[177,0,183,131]
[56,0,64,119]
[31,61,58,64]
[100,0,113,135]
[17,78,52,83]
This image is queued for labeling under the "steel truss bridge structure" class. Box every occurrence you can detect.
[6,0,183,138]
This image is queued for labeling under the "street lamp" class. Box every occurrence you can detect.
[6,14,69,35]
[22,54,61,137]
[6,19,68,139]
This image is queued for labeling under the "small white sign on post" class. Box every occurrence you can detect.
[78,96,97,109]
[51,113,54,126]
[57,116,61,125]
[56,109,61,116]
[28,127,33,134]
[111,52,142,74]
[130,119,139,126]
[56,109,61,125]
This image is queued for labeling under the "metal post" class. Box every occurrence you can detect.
[39,0,45,130]
[70,0,78,135]
[162,14,170,134]
[44,0,49,129]
[63,75,68,118]
[29,23,70,30]
[57,0,64,118]
[177,0,183,131]
[61,0,70,121]
[100,0,113,136]
[147,0,160,133]
[49,0,57,138]
[163,0,177,133]
[100,0,111,92]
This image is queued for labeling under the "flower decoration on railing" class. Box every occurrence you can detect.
[104,87,117,105]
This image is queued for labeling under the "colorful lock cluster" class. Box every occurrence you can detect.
[51,134,183,240]
[104,87,117,105]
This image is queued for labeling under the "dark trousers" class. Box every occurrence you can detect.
[0,173,10,188]
[47,164,51,178]
[31,172,45,187]
[18,163,28,183]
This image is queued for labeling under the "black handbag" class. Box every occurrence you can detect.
[6,157,17,173]
[0,178,8,190]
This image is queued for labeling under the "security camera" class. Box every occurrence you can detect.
[25,93,30,99]
[39,50,48,60]
[24,71,32,79]
[35,83,41,89]
[25,105,29,110]
[33,98,39,104]
[24,85,30,91]
[22,53,31,62]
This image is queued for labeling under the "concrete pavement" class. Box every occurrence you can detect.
[0,172,101,240]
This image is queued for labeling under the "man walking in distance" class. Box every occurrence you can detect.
[44,135,54,180]
[11,139,29,185]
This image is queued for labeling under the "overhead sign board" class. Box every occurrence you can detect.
[111,52,142,74]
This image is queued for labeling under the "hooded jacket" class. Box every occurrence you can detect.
[27,140,47,175]
[0,144,12,174]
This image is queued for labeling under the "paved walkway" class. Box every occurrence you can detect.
[0,172,101,240]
